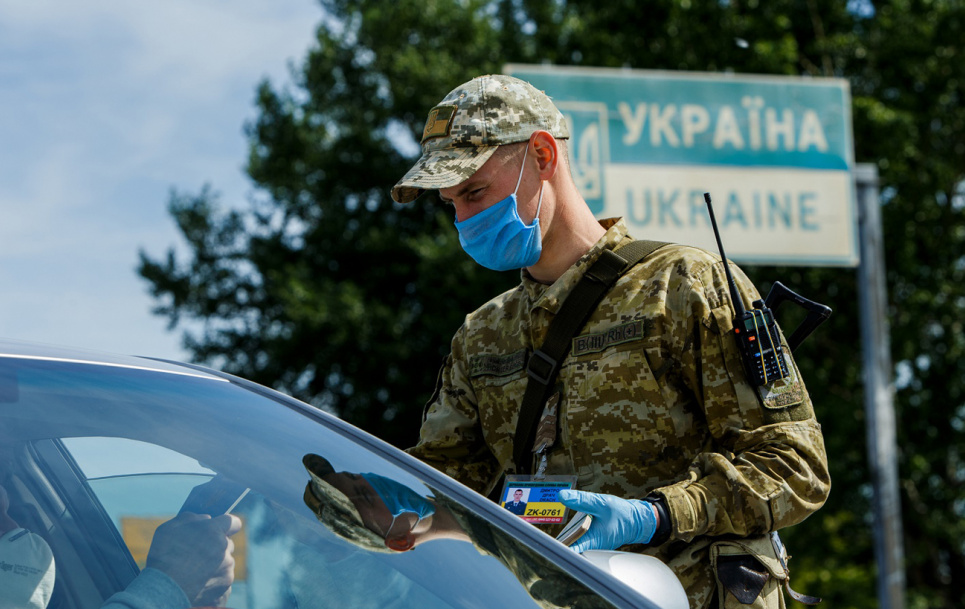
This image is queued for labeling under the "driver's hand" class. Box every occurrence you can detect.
[146,512,243,607]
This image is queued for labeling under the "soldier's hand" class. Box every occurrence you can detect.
[557,490,657,554]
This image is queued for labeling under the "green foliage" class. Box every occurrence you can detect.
[139,1,965,606]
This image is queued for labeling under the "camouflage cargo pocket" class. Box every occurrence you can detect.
[711,536,787,609]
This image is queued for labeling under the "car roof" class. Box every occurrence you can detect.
[0,338,224,380]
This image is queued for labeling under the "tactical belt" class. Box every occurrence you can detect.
[512,239,669,474]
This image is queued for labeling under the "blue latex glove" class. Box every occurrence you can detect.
[557,489,658,554]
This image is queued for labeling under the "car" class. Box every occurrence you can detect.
[0,338,687,609]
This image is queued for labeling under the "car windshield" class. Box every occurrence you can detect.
[0,353,626,609]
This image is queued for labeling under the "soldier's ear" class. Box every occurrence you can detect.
[530,131,559,180]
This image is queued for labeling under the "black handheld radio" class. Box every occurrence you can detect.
[703,192,832,386]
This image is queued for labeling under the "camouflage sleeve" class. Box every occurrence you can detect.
[405,322,501,495]
[655,255,831,542]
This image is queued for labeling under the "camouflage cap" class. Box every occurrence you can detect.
[301,454,393,554]
[391,74,569,204]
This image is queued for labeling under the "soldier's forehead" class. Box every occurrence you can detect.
[438,150,508,195]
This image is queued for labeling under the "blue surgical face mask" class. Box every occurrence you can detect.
[360,473,436,536]
[454,146,544,271]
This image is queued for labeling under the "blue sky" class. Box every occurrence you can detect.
[0,0,322,361]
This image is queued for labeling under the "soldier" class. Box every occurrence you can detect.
[391,74,830,609]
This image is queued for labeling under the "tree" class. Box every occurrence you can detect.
[139,5,519,445]
[139,1,965,606]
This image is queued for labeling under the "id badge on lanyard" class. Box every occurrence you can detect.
[499,392,576,525]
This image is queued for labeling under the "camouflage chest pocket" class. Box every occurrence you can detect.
[468,350,530,453]
[559,321,674,478]
[566,320,661,405]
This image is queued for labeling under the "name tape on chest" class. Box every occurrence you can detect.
[468,321,648,379]
[571,320,645,356]
[469,349,528,378]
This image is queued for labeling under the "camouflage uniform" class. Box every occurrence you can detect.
[407,218,830,608]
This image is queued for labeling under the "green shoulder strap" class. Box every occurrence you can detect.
[512,239,669,474]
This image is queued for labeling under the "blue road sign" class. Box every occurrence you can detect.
[505,65,858,266]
